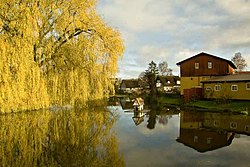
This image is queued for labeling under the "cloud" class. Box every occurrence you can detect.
[97,0,250,78]
[136,46,170,65]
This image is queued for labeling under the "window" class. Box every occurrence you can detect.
[206,87,212,91]
[231,85,238,91]
[230,122,237,129]
[246,83,250,90]
[207,137,212,144]
[194,136,198,143]
[214,85,221,91]
[205,120,211,126]
[245,125,249,132]
[208,62,212,69]
[156,81,161,87]
[214,120,220,127]
[195,63,199,69]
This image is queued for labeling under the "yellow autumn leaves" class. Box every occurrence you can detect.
[0,0,124,113]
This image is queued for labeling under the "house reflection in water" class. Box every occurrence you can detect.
[120,98,134,112]
[132,110,145,126]
[177,111,250,153]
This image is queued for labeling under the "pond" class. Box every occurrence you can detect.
[108,105,250,167]
[0,105,250,167]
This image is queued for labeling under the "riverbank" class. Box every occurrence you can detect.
[158,95,250,114]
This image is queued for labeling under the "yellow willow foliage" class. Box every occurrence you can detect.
[0,109,124,167]
[0,0,124,112]
[46,69,91,107]
[0,38,50,113]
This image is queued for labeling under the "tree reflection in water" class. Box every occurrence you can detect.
[147,110,157,129]
[0,109,124,167]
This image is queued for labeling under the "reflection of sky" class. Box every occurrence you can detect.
[108,106,250,167]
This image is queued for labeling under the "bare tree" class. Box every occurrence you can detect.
[158,61,173,76]
[231,52,247,71]
[158,61,168,75]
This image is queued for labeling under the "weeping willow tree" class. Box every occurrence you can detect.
[0,0,124,112]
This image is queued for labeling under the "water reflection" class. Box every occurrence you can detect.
[120,99,133,112]
[0,109,124,167]
[108,104,250,167]
[132,111,145,126]
[177,111,250,153]
[147,110,157,129]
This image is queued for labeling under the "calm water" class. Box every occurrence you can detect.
[108,106,250,167]
[0,108,124,167]
[1,106,250,167]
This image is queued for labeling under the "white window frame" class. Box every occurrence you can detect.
[208,62,212,69]
[214,85,221,91]
[246,83,250,90]
[207,137,212,144]
[230,122,237,129]
[245,125,249,132]
[194,136,198,143]
[214,120,220,127]
[205,120,211,126]
[206,86,212,91]
[195,63,199,69]
[231,85,238,91]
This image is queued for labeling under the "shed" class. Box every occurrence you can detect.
[133,98,144,111]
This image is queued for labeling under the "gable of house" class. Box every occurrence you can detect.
[133,98,144,106]
[176,52,236,77]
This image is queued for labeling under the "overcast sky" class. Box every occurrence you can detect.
[97,0,250,79]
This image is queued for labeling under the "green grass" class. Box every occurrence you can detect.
[159,95,250,113]
[189,100,250,112]
[158,95,183,105]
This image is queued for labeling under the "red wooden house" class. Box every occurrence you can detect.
[176,52,237,102]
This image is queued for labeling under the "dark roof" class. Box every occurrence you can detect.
[121,79,139,88]
[176,52,237,69]
[156,75,180,86]
[235,71,250,74]
[132,116,144,126]
[201,74,250,83]
[120,100,133,110]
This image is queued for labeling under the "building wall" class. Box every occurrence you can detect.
[184,88,203,103]
[120,82,126,91]
[178,128,231,152]
[179,55,234,77]
[203,112,250,135]
[180,76,211,95]
[203,82,250,100]
[228,65,235,75]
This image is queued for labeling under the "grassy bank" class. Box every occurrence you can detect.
[159,95,250,114]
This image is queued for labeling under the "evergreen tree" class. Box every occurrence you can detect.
[145,61,158,98]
